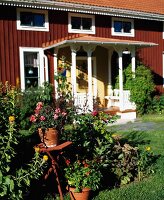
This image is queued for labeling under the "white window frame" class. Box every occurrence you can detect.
[68,13,95,34]
[19,47,45,90]
[112,17,134,37]
[17,8,49,31]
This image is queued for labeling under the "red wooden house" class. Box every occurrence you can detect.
[0,0,164,119]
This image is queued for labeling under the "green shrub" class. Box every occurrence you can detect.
[18,82,53,132]
[151,95,164,114]
[0,83,48,199]
[115,64,155,115]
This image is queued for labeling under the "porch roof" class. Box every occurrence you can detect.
[43,35,158,50]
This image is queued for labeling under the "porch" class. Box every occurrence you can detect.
[43,35,156,119]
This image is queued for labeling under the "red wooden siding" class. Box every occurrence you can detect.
[0,5,163,92]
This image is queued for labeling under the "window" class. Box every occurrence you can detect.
[68,13,95,34]
[112,17,134,37]
[19,48,44,90]
[17,8,49,31]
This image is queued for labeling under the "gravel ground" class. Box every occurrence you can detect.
[109,119,164,131]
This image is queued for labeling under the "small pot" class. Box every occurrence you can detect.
[38,128,59,147]
[69,187,91,200]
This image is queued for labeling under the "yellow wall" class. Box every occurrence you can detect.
[95,47,108,107]
[58,46,109,107]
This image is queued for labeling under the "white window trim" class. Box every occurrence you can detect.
[68,13,95,34]
[17,8,49,32]
[19,47,45,90]
[111,17,134,37]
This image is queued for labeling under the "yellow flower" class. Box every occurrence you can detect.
[34,147,40,153]
[9,116,15,122]
[145,146,151,151]
[43,155,48,161]
[112,134,117,138]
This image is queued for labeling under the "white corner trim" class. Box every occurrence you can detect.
[19,47,44,90]
[111,17,135,37]
[68,12,95,34]
[17,8,49,32]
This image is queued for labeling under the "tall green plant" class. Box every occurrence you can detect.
[0,83,48,199]
[115,64,155,115]
[125,64,155,115]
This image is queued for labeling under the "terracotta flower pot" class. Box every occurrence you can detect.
[38,128,59,147]
[69,187,91,200]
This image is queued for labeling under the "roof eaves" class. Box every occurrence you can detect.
[1,0,164,21]
[43,39,158,50]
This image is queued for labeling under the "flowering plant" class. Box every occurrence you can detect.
[64,159,102,192]
[30,102,67,131]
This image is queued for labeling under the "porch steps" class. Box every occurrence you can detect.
[103,106,136,120]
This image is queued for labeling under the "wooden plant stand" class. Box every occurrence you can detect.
[36,141,72,200]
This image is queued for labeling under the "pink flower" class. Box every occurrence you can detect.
[36,102,43,110]
[34,109,40,115]
[54,114,59,120]
[62,112,67,116]
[40,116,46,121]
[30,115,36,122]
[91,110,98,116]
[55,108,61,114]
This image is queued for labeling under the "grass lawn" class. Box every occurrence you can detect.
[93,114,164,200]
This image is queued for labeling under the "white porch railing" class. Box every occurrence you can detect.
[74,93,93,113]
[105,89,136,110]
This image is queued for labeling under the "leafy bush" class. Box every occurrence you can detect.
[0,83,48,199]
[151,95,164,114]
[115,64,155,115]
[18,82,53,132]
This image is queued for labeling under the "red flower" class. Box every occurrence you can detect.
[84,163,89,168]
[66,159,70,166]
[91,110,98,116]
[30,115,36,122]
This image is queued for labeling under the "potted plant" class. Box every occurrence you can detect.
[64,159,102,200]
[30,102,67,147]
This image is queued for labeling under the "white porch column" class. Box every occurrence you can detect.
[44,54,49,82]
[118,51,124,111]
[87,51,92,101]
[92,58,97,98]
[107,49,113,95]
[131,47,136,77]
[83,45,96,111]
[54,48,58,98]
[70,45,80,97]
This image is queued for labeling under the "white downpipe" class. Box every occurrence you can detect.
[118,51,124,111]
